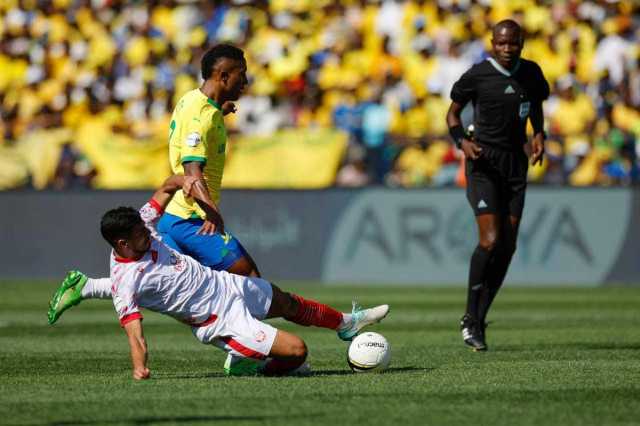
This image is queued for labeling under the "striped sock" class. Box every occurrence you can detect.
[289,294,343,330]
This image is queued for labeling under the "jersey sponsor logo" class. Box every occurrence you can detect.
[519,102,530,119]
[478,199,488,208]
[185,132,201,147]
[504,85,516,94]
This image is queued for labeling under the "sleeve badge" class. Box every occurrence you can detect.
[185,132,201,147]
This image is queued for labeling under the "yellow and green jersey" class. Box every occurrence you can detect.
[165,89,227,220]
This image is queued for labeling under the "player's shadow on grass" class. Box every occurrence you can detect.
[311,366,434,376]
[47,415,266,425]
[154,366,433,380]
[155,372,227,379]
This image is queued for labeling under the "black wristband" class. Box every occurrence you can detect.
[449,125,466,148]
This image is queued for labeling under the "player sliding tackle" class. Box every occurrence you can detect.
[72,174,388,378]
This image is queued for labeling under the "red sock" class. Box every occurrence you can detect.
[289,294,342,330]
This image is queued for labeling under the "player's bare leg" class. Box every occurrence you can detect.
[261,330,308,375]
[461,213,500,351]
[227,256,260,277]
[266,284,389,341]
[241,250,262,277]
[224,330,309,376]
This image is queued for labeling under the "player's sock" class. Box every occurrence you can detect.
[479,243,515,322]
[288,294,343,330]
[80,278,113,300]
[466,245,493,321]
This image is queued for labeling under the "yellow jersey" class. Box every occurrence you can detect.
[165,89,227,220]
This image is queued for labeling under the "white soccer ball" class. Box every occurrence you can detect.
[347,332,391,373]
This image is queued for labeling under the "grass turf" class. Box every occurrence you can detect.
[1,280,640,426]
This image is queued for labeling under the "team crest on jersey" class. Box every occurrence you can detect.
[170,253,186,272]
[185,132,201,147]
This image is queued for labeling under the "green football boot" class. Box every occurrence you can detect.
[223,354,264,377]
[47,270,88,325]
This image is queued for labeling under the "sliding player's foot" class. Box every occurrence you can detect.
[223,355,311,377]
[460,314,487,352]
[337,302,390,341]
[223,354,264,376]
[47,270,88,325]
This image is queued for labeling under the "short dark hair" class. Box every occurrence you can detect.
[492,19,523,38]
[201,44,245,80]
[100,207,143,247]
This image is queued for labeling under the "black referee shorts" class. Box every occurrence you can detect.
[465,145,529,218]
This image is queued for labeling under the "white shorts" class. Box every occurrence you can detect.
[191,274,277,359]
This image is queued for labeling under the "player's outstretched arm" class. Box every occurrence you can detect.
[123,319,150,380]
[149,175,198,209]
[149,174,223,233]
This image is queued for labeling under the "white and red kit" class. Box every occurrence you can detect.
[110,199,276,359]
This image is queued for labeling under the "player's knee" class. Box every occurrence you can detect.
[478,236,498,252]
[287,337,307,360]
[478,228,499,252]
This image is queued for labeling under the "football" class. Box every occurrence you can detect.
[347,332,391,373]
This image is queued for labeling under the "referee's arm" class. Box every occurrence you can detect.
[529,101,545,166]
[446,101,482,160]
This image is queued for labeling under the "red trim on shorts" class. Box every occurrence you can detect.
[148,198,164,215]
[191,314,218,327]
[120,312,142,327]
[220,336,267,360]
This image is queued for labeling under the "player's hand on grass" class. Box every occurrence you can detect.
[531,134,545,166]
[461,139,482,160]
[222,101,237,115]
[133,366,150,380]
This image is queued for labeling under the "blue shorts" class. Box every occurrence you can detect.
[157,213,248,271]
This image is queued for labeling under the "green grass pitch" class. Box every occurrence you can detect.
[1,280,640,426]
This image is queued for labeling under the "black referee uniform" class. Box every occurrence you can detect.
[450,57,550,217]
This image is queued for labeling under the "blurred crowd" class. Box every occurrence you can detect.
[1,0,639,189]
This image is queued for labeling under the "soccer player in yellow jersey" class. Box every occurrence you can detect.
[158,44,260,276]
[48,45,264,323]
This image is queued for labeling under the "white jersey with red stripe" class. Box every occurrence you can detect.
[111,199,229,328]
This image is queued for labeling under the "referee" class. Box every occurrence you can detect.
[446,19,549,351]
